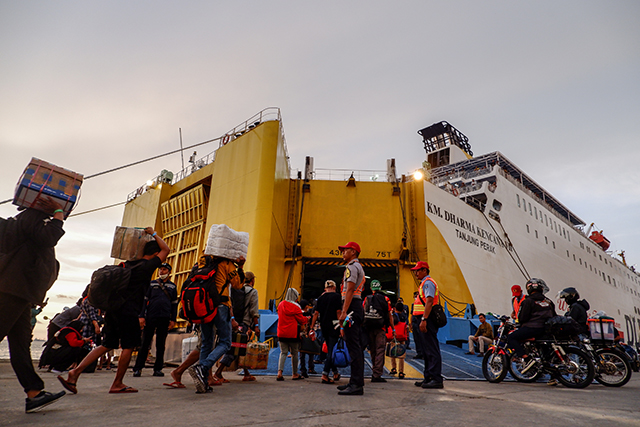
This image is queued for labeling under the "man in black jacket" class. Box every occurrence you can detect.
[557,287,590,334]
[507,278,556,372]
[133,262,178,377]
[0,197,67,413]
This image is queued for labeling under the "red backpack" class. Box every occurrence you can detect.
[179,263,222,324]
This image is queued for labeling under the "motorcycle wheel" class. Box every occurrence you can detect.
[482,349,508,383]
[551,347,595,389]
[594,348,632,387]
[508,353,542,383]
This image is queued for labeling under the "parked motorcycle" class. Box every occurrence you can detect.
[483,316,595,388]
[579,339,632,387]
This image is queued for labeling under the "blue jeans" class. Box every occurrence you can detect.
[199,305,232,372]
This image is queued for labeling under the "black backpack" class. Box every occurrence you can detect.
[88,262,141,312]
[180,261,227,324]
[231,285,248,324]
[363,293,389,330]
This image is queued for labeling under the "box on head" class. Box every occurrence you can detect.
[13,157,83,218]
[110,226,155,261]
[204,224,249,260]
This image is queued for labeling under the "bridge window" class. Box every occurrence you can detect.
[526,224,530,233]
[516,194,520,207]
[552,241,556,249]
[535,230,538,238]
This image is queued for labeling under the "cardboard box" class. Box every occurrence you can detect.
[13,157,83,217]
[111,226,154,261]
[204,224,249,260]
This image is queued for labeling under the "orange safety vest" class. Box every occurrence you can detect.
[512,295,524,318]
[412,294,424,316]
[417,276,439,310]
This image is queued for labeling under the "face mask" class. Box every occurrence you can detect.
[159,274,169,280]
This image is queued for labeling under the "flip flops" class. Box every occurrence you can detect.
[242,375,256,382]
[57,375,77,394]
[322,377,335,384]
[398,372,405,379]
[109,386,138,394]
[163,381,186,389]
[276,376,285,381]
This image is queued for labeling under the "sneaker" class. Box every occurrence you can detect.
[188,365,208,394]
[25,390,65,413]
[152,370,164,377]
[132,370,141,377]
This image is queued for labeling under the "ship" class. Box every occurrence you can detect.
[120,107,640,346]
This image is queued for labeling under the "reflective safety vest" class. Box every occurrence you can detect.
[412,295,424,316]
[416,276,439,311]
[512,295,524,319]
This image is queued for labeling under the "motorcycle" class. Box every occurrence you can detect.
[579,338,633,387]
[483,316,595,388]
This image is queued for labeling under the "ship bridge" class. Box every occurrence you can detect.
[430,151,585,227]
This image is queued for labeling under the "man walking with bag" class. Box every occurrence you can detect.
[411,261,444,389]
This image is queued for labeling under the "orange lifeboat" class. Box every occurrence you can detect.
[589,231,610,251]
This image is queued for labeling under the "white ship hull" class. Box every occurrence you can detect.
[424,165,640,344]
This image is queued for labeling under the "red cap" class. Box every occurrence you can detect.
[338,241,361,253]
[410,261,430,271]
[511,285,522,296]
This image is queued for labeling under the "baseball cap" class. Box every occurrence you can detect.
[338,241,361,253]
[160,263,172,271]
[511,284,522,296]
[325,280,336,288]
[410,261,430,271]
[245,271,255,282]
[370,280,381,291]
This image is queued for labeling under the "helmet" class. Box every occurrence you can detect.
[525,278,549,295]
[556,287,579,305]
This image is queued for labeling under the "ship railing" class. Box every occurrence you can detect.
[311,168,391,182]
[430,165,493,186]
[127,107,288,202]
[498,168,578,230]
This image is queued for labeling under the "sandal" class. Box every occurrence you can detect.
[321,376,335,384]
[276,376,285,381]
[398,372,405,379]
[389,368,397,376]
[333,372,341,381]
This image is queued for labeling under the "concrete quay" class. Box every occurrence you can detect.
[1,361,639,427]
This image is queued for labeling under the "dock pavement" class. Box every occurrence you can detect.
[2,356,640,427]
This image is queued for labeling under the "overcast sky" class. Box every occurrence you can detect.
[1,1,639,339]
